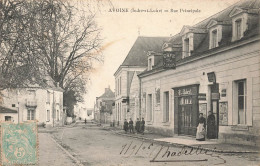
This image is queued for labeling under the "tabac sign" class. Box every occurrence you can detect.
[163,52,176,69]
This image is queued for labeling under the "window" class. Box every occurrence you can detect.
[47,110,50,121]
[120,77,121,95]
[115,80,117,97]
[57,110,59,121]
[147,94,153,121]
[12,104,16,107]
[211,30,217,48]
[235,19,242,39]
[183,38,190,58]
[148,58,152,70]
[163,92,169,122]
[47,91,50,103]
[237,80,246,124]
[27,110,35,120]
[5,116,12,121]
[53,109,56,119]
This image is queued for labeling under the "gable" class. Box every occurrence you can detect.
[207,19,218,29]
[229,7,246,17]
[180,26,191,36]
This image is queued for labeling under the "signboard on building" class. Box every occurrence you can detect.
[198,93,206,100]
[219,102,228,126]
[163,52,176,69]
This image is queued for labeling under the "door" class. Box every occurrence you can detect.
[210,83,219,139]
[178,96,195,136]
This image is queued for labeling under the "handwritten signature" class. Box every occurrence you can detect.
[120,141,226,165]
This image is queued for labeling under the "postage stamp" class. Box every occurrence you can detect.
[0,122,38,166]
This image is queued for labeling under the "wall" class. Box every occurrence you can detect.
[141,40,260,145]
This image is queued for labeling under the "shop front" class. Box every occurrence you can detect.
[174,84,199,136]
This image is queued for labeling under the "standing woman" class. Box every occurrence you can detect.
[196,113,206,141]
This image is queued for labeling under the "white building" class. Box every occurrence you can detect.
[138,0,260,146]
[0,78,64,127]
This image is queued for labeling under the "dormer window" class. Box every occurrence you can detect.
[235,19,242,39]
[229,7,248,42]
[211,30,217,48]
[184,38,190,58]
[148,58,152,70]
[147,51,155,71]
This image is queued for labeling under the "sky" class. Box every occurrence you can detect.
[82,0,241,108]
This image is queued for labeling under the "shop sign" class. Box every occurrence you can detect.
[163,52,176,69]
[212,93,220,100]
[198,93,206,100]
[207,72,216,83]
[221,89,227,97]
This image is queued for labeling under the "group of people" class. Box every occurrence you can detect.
[196,111,216,141]
[123,118,145,134]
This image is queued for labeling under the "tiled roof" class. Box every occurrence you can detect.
[121,36,169,67]
[0,106,17,113]
[98,88,115,99]
[140,0,260,76]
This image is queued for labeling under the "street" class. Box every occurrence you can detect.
[39,122,260,166]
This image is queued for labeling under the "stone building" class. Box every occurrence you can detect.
[0,77,64,127]
[114,36,169,126]
[138,0,260,146]
[95,86,115,123]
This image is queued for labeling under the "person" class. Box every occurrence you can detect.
[129,118,134,133]
[84,118,87,124]
[207,111,216,139]
[140,118,145,135]
[196,113,206,141]
[123,119,129,133]
[135,118,140,133]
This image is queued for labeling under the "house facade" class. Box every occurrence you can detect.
[95,86,115,123]
[137,0,260,146]
[0,79,64,127]
[114,36,168,126]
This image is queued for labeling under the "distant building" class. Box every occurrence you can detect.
[0,77,64,127]
[95,86,115,123]
[74,105,94,120]
[114,36,169,126]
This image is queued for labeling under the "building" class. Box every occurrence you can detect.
[114,36,169,126]
[74,105,94,120]
[0,106,18,123]
[0,77,64,127]
[95,86,115,123]
[137,0,260,146]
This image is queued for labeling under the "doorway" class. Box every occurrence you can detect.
[209,83,219,139]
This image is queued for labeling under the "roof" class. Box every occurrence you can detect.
[140,0,260,76]
[121,36,169,67]
[0,106,17,113]
[97,88,115,99]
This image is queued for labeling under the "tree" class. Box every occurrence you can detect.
[0,0,43,90]
[0,0,103,116]
[29,0,102,115]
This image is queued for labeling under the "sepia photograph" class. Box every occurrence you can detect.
[0,0,260,165]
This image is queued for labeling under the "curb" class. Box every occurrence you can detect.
[49,135,84,166]
[113,130,259,154]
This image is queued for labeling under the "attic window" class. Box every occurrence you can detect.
[235,19,242,39]
[148,57,153,71]
[231,12,248,42]
[211,30,217,48]
[183,38,190,58]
